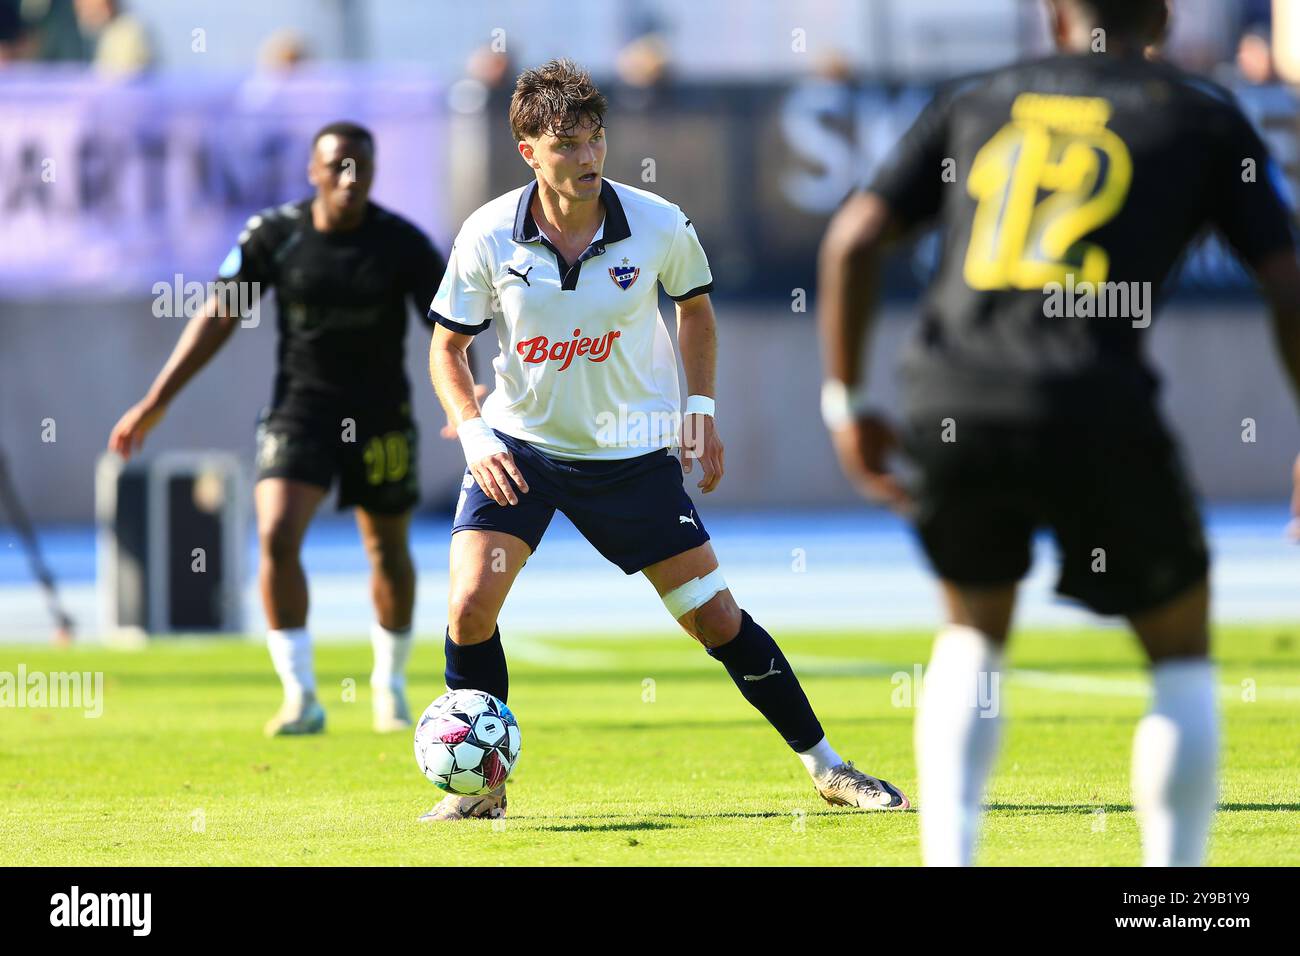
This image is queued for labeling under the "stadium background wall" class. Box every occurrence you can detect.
[5,74,1298,520]
[5,299,1298,522]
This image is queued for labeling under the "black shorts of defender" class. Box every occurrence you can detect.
[253,405,420,515]
[452,430,710,574]
[901,416,1210,617]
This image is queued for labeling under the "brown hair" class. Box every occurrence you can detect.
[508,58,607,142]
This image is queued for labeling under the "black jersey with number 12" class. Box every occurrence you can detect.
[868,52,1296,423]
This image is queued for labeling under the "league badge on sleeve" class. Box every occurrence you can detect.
[608,258,640,290]
[218,244,242,279]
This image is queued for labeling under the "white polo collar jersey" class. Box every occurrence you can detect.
[429,177,713,460]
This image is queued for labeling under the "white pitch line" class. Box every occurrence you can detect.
[505,637,621,668]
[1010,668,1300,702]
[504,642,1300,703]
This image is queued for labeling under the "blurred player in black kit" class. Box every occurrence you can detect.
[818,0,1300,865]
[110,122,448,736]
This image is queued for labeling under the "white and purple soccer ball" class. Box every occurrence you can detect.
[414,689,521,795]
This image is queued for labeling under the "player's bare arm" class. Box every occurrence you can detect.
[107,290,240,461]
[1253,249,1300,536]
[676,292,723,493]
[816,190,911,511]
[438,382,491,440]
[429,323,529,507]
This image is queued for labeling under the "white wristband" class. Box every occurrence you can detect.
[457,416,508,465]
[685,395,715,417]
[820,379,871,430]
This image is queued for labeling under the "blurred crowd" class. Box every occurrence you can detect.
[0,0,1293,87]
[0,0,152,75]
[0,0,326,76]
[1171,0,1283,85]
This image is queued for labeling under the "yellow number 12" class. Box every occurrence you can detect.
[963,120,1132,290]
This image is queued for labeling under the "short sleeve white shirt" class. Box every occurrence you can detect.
[430,178,713,460]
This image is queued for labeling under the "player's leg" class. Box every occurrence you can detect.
[1127,578,1216,867]
[555,444,907,808]
[641,541,910,810]
[257,477,327,627]
[419,528,533,822]
[334,410,424,731]
[915,579,1016,866]
[440,434,555,702]
[421,436,554,822]
[355,506,417,732]
[444,528,532,700]
[902,421,1035,864]
[1049,415,1214,866]
[255,476,329,735]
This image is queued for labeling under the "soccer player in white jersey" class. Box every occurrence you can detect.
[422,59,910,821]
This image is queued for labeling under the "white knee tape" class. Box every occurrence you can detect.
[662,568,728,619]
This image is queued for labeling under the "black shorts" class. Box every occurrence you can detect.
[901,415,1209,617]
[452,430,710,574]
[254,404,419,514]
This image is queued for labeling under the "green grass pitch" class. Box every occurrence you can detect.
[1,627,1296,866]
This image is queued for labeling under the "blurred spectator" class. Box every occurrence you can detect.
[466,44,512,92]
[1236,25,1276,85]
[1149,0,1236,72]
[812,49,855,86]
[17,0,84,63]
[446,45,516,227]
[74,0,151,77]
[233,29,312,112]
[257,28,309,73]
[616,32,669,90]
[446,45,513,120]
[0,0,29,63]
[614,32,671,113]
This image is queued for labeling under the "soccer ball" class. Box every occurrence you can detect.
[414,689,521,795]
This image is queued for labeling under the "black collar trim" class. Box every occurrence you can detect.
[512,179,631,245]
[511,180,631,290]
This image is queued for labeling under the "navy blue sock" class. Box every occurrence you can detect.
[444,626,509,704]
[707,610,824,752]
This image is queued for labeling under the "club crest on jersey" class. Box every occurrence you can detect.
[608,262,640,290]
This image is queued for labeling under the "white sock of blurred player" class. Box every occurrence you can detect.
[370,621,413,695]
[1131,658,1218,866]
[267,626,316,702]
[795,737,843,777]
[915,624,1004,866]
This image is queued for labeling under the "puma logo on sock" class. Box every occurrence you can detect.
[743,658,782,682]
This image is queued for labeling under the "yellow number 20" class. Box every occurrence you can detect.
[362,432,411,486]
